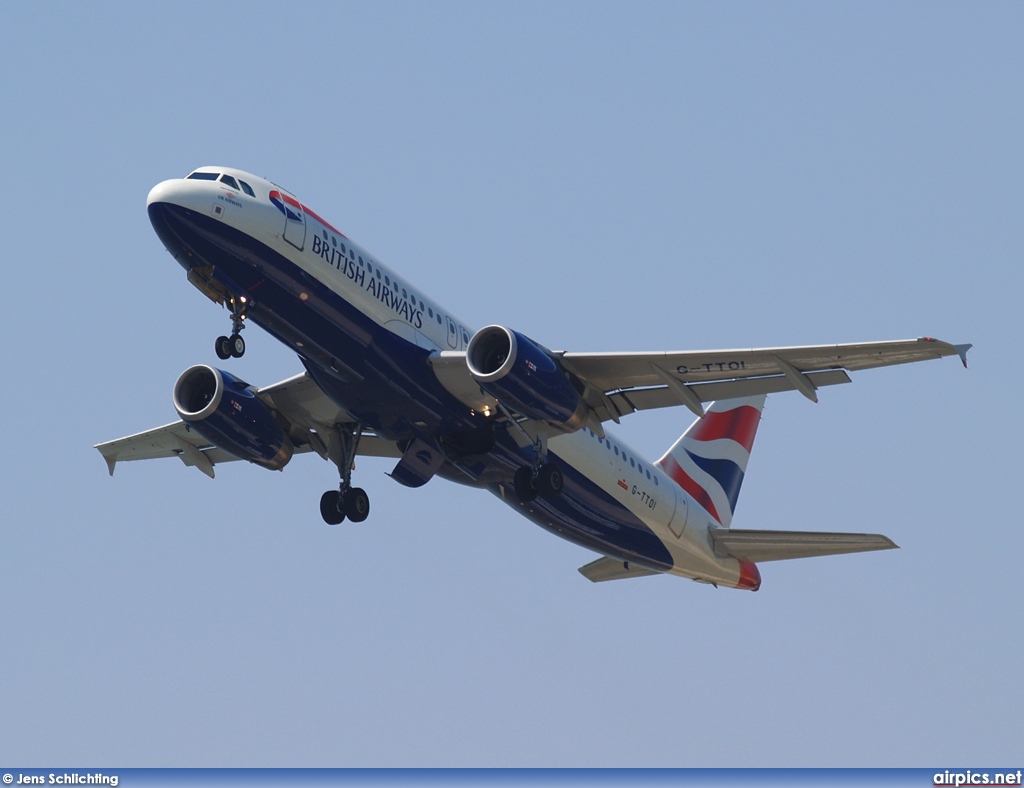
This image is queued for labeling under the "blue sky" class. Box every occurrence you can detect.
[1,1,1020,767]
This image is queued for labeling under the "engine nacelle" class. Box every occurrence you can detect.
[173,365,293,470]
[466,325,588,431]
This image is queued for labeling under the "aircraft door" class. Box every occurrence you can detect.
[445,316,458,349]
[667,490,688,539]
[271,188,306,251]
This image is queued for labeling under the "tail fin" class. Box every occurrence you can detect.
[655,395,766,528]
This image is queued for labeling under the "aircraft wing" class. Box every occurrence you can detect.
[560,337,970,420]
[95,372,401,478]
[432,336,970,423]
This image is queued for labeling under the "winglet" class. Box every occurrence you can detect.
[955,343,972,369]
[102,451,117,477]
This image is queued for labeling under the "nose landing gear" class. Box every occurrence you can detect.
[215,333,245,360]
[320,424,371,525]
[215,295,251,359]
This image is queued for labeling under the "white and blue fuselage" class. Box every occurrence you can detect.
[146,166,757,589]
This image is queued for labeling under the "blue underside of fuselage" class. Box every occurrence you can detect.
[148,202,673,572]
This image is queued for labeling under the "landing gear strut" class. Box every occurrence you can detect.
[513,436,564,503]
[320,424,371,525]
[215,295,251,359]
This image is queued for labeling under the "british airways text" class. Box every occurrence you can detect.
[311,235,423,328]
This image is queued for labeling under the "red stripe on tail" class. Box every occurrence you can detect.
[689,405,761,453]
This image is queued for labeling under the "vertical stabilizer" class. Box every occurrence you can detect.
[655,395,766,528]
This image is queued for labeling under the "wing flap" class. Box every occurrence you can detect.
[600,369,852,420]
[96,421,214,474]
[578,556,662,582]
[710,529,899,563]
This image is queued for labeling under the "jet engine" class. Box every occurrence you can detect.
[173,365,294,470]
[466,325,588,431]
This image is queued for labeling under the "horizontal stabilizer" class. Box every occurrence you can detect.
[710,529,898,563]
[578,556,662,582]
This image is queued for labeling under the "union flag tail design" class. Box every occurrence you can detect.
[655,395,766,529]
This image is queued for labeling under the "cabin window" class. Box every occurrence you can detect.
[630,458,635,468]
[402,288,408,299]
[428,307,434,318]
[646,469,651,480]
[238,180,255,197]
[219,174,240,189]
[436,313,442,325]
[187,172,219,181]
[614,447,619,456]
[385,276,391,287]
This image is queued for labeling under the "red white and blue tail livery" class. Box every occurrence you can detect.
[657,395,765,530]
[96,166,971,590]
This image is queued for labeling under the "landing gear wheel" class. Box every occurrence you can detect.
[344,487,370,522]
[215,335,232,360]
[320,490,345,525]
[537,463,564,499]
[229,333,245,358]
[514,466,538,503]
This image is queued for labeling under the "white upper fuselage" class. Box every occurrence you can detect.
[148,167,473,355]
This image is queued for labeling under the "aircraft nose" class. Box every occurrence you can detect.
[147,179,201,262]
[147,178,185,208]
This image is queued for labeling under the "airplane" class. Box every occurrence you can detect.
[95,166,971,591]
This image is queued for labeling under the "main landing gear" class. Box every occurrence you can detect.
[513,436,565,503]
[320,424,371,525]
[514,462,564,503]
[215,295,251,359]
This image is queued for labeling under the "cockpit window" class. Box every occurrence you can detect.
[238,180,255,197]
[220,174,240,190]
[187,172,219,181]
